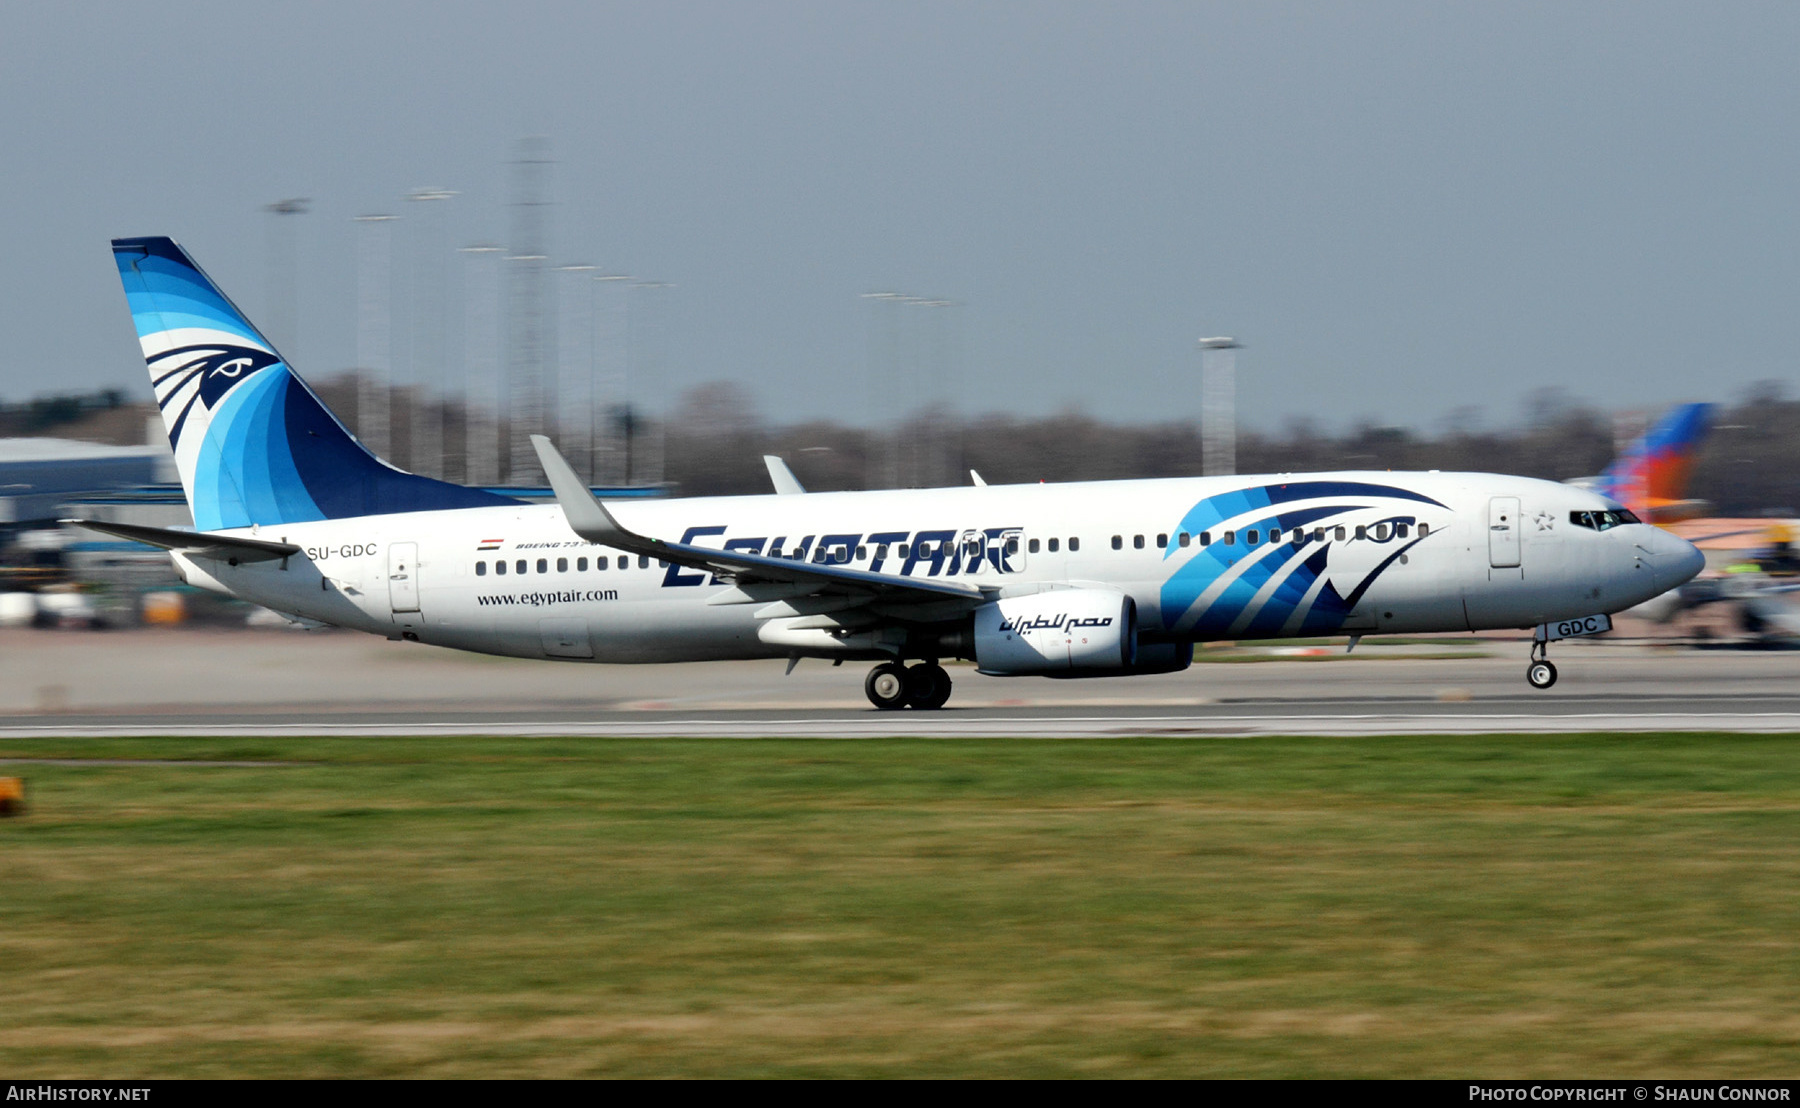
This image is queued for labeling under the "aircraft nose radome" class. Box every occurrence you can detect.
[1652,529,1705,591]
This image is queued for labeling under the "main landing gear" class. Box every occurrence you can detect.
[1526,641,1558,690]
[865,661,953,711]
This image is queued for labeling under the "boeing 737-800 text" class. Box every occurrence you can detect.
[78,237,1704,708]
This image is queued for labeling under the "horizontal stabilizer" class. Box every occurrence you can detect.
[62,519,300,563]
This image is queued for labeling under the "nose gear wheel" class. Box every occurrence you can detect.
[1526,641,1558,690]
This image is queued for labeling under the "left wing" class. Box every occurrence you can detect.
[530,435,987,612]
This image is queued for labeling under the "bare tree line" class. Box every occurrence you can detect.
[653,381,1800,518]
[16,375,1798,517]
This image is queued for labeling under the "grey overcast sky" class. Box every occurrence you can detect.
[4,1,1798,431]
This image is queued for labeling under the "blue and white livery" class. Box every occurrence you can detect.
[115,236,511,531]
[85,236,1705,707]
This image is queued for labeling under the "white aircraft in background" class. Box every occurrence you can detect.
[78,237,1703,708]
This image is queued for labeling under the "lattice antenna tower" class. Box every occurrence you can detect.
[507,136,554,483]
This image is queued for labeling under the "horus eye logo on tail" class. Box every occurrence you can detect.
[112,235,520,529]
[149,342,283,450]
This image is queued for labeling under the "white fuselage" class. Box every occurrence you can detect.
[170,471,1702,669]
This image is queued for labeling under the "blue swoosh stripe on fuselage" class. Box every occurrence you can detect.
[1160,503,1356,630]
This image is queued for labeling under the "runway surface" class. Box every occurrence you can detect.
[2,628,1798,737]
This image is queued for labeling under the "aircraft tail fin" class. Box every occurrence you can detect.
[112,236,515,530]
[1599,402,1715,524]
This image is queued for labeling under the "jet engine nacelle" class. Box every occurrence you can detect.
[974,589,1137,675]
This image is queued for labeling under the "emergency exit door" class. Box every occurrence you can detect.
[388,542,420,612]
[1488,497,1521,568]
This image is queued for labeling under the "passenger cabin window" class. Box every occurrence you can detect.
[516,559,527,575]
[1111,535,1123,550]
[1179,532,1192,548]
[1069,537,1080,552]
[856,546,867,560]
[577,557,588,571]
[1419,523,1430,538]
[1354,526,1366,541]
[1048,538,1060,553]
[1396,523,1409,539]
[1028,538,1040,554]
[1200,531,1212,546]
[495,561,507,575]
[1313,527,1325,541]
[1223,531,1235,546]
[1005,537,1019,555]
[1334,526,1346,542]
[557,557,568,572]
[1570,509,1641,531]
[1133,535,1145,549]
[639,556,651,569]
[1372,524,1389,542]
[1246,529,1259,545]
[476,561,487,576]
[1156,533,1168,549]
[1292,528,1306,546]
[537,558,548,574]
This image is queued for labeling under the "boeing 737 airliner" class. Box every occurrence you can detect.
[79,237,1704,708]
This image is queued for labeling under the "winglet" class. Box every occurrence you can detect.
[970,469,988,487]
[764,456,806,495]
[531,434,637,547]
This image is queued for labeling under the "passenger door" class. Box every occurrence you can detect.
[388,542,420,613]
[1488,497,1521,569]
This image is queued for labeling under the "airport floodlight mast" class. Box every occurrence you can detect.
[262,198,309,361]
[630,280,675,488]
[593,274,633,485]
[353,214,399,458]
[406,187,458,479]
[862,291,907,490]
[1199,336,1241,478]
[861,291,960,489]
[553,265,596,482]
[459,245,506,487]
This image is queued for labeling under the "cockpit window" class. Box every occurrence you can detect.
[1569,509,1642,531]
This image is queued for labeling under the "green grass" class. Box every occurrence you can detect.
[4,734,1800,1076]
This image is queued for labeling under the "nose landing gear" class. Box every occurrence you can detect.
[864,661,953,710]
[1526,642,1558,690]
